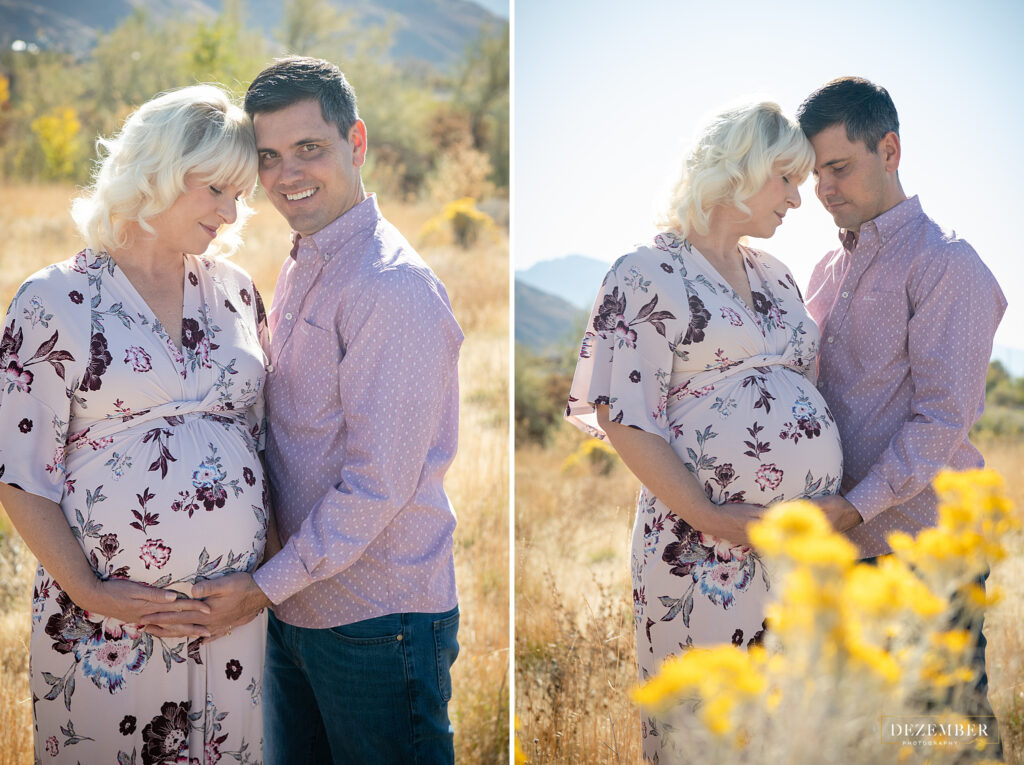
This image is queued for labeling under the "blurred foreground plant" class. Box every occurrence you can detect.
[633,469,1018,764]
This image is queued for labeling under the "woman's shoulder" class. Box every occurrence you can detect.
[607,231,690,278]
[192,254,255,285]
[7,250,94,307]
[742,244,797,277]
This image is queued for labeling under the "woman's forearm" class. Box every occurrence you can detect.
[596,405,759,545]
[0,482,209,628]
[0,482,105,606]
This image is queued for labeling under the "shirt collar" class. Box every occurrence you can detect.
[290,193,380,263]
[839,195,922,251]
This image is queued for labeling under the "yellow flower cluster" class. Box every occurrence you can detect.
[560,438,618,475]
[631,645,766,736]
[420,196,497,249]
[889,470,1019,586]
[631,468,1018,761]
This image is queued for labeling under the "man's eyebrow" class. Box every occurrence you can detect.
[257,137,329,153]
[818,157,849,168]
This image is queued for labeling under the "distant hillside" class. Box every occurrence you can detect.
[515,254,609,310]
[0,0,502,67]
[515,280,586,354]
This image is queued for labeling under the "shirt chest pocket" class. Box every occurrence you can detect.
[278,318,342,422]
[848,288,909,368]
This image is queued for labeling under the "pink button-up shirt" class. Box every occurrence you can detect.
[806,195,1006,557]
[253,194,463,627]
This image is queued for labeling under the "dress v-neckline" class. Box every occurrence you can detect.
[108,253,190,361]
[687,242,765,333]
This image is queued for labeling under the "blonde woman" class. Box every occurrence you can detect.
[0,85,273,763]
[566,102,845,762]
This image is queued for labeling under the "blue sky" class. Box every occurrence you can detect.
[513,0,1023,350]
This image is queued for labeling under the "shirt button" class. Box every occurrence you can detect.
[285,312,293,320]
[266,364,275,373]
[827,336,835,344]
[841,291,849,298]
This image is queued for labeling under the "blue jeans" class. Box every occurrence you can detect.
[263,606,460,764]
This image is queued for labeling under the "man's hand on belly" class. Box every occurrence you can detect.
[813,494,863,534]
[144,573,272,641]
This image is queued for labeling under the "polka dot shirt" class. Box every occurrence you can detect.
[253,194,464,628]
[805,195,1006,557]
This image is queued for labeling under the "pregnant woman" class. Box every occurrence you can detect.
[566,102,844,763]
[0,85,272,763]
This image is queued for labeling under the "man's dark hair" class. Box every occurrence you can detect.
[796,77,899,153]
[244,56,359,138]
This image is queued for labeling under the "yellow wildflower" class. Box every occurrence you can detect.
[749,499,857,572]
[843,557,945,618]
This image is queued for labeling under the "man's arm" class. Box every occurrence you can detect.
[161,269,461,632]
[844,242,1006,521]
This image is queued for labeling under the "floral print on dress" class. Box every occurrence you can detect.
[566,231,843,764]
[0,249,269,763]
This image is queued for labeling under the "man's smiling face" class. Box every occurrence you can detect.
[254,98,366,236]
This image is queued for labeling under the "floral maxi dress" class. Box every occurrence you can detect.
[0,250,270,765]
[566,233,843,763]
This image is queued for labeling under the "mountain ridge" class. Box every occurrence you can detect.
[0,0,503,67]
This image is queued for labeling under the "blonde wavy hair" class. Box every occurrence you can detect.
[72,84,258,258]
[661,102,814,238]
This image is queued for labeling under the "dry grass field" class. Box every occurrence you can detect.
[0,183,509,764]
[516,428,1024,764]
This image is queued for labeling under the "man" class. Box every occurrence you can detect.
[188,57,463,763]
[797,76,1006,749]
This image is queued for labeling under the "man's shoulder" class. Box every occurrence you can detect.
[908,214,991,276]
[364,217,448,299]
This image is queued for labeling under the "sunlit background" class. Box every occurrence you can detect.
[514,0,1023,365]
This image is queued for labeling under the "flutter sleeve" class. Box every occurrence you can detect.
[0,273,79,502]
[565,255,681,442]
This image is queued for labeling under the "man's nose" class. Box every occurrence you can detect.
[815,175,831,200]
[279,155,304,183]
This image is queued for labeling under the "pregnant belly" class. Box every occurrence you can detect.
[61,419,268,589]
[669,369,843,506]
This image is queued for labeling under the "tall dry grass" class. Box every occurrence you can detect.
[516,428,1024,763]
[0,183,509,764]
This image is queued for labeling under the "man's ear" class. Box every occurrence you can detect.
[879,130,901,173]
[349,120,367,168]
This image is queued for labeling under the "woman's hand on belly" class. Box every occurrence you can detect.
[597,405,761,547]
[690,503,766,547]
[0,482,212,632]
[86,578,214,636]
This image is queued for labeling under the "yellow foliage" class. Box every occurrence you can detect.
[748,499,857,569]
[632,468,1016,760]
[560,437,618,475]
[632,645,766,737]
[420,197,498,250]
[30,107,82,180]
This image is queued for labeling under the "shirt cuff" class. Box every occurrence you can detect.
[844,472,896,524]
[252,542,316,606]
